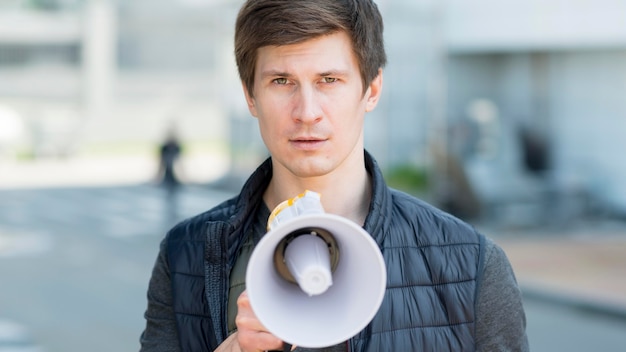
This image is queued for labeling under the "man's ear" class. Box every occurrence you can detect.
[365,69,383,112]
[242,82,258,117]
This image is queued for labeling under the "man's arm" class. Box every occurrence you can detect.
[475,237,529,351]
[140,239,181,351]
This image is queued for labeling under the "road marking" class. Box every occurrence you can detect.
[0,231,52,258]
[0,319,44,352]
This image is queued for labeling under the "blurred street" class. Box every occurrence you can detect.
[483,223,626,352]
[0,181,234,352]
[1,159,626,351]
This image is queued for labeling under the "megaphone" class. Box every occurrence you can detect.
[246,191,386,348]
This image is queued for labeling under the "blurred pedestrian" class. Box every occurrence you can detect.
[157,125,182,223]
[518,124,551,176]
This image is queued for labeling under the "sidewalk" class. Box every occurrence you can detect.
[0,153,229,190]
[484,224,626,320]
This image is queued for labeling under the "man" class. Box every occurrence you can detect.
[140,0,529,351]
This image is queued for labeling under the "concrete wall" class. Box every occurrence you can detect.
[445,0,626,52]
[447,50,626,213]
[365,0,442,169]
[548,50,626,211]
[441,0,626,214]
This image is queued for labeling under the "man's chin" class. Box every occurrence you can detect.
[288,161,331,179]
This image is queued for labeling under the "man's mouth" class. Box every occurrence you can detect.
[290,137,327,150]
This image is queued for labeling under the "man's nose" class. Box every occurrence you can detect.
[293,86,322,123]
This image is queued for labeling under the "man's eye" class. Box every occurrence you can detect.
[273,78,288,85]
[322,77,337,83]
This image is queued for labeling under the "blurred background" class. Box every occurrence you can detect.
[1,0,625,351]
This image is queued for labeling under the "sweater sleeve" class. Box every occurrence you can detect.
[475,237,529,351]
[139,237,181,352]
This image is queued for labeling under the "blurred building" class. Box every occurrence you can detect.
[0,0,236,158]
[0,0,83,156]
[442,0,626,221]
[1,0,625,218]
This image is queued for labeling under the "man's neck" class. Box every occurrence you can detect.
[263,162,372,226]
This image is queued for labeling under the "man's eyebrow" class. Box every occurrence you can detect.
[260,70,291,79]
[259,69,350,79]
[319,70,349,77]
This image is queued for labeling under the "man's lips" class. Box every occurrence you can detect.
[290,137,327,150]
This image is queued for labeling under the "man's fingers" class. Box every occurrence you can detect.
[236,292,266,331]
[213,332,241,352]
[235,291,284,352]
[237,330,283,351]
[236,291,253,312]
[235,315,283,351]
[235,314,267,332]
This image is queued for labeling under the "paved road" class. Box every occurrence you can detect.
[1,184,626,351]
[525,298,626,351]
[0,184,234,352]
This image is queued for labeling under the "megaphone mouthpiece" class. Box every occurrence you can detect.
[273,227,340,287]
[283,233,333,296]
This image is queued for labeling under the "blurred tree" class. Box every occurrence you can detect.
[22,0,82,11]
[385,164,429,197]
[25,0,61,10]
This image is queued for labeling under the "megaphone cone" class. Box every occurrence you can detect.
[246,211,386,348]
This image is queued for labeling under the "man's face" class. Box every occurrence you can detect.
[244,31,382,179]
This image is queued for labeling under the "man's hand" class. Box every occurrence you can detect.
[214,291,291,352]
[213,332,242,352]
[236,290,285,352]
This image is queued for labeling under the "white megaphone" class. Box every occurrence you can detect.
[246,190,386,348]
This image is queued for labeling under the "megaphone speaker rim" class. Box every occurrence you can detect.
[246,213,386,348]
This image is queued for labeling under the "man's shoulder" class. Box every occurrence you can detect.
[388,188,481,242]
[165,196,239,243]
[388,188,463,222]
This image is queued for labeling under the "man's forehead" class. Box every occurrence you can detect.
[255,32,358,73]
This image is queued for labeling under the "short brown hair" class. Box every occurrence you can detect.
[235,0,386,97]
